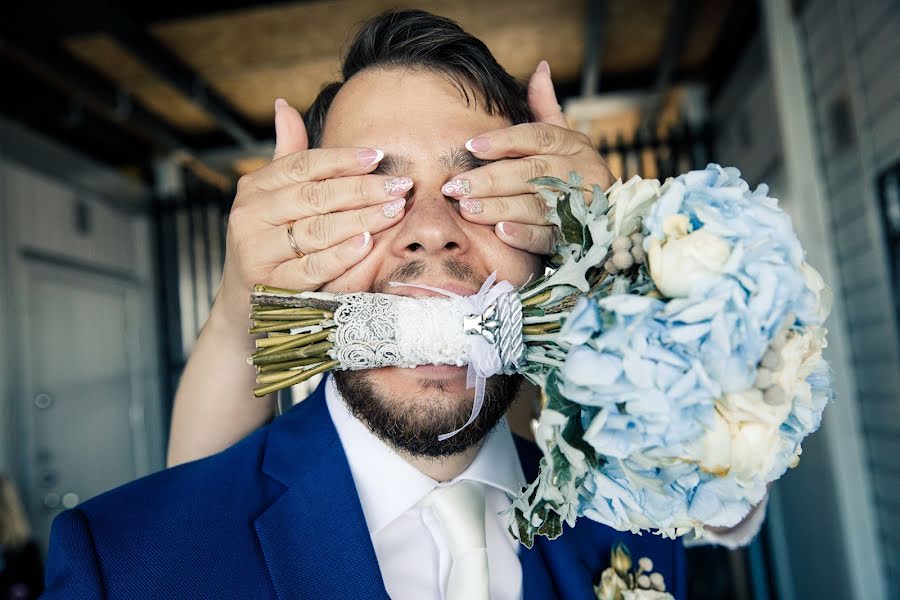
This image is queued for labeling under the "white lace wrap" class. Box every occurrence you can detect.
[329,293,472,369]
[328,274,524,440]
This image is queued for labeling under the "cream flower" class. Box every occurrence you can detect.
[622,591,674,600]
[696,409,734,477]
[800,262,833,322]
[697,390,782,485]
[730,421,780,485]
[646,215,732,298]
[607,176,662,237]
[595,568,629,600]
[772,328,825,405]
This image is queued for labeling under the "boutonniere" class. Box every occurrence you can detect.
[594,542,674,600]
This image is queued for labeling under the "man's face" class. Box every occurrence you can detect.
[319,67,542,455]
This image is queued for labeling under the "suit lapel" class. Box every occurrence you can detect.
[519,541,557,600]
[253,381,389,600]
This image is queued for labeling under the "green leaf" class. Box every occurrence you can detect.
[590,183,609,217]
[529,175,570,189]
[546,253,565,268]
[557,193,584,246]
[566,171,584,190]
[561,411,598,468]
[569,180,588,223]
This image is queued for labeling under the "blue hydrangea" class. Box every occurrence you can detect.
[550,164,833,535]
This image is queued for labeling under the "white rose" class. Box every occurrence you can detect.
[766,326,827,414]
[607,176,661,236]
[647,216,732,298]
[696,409,733,476]
[696,390,781,484]
[730,420,779,484]
[800,262,833,322]
[722,387,790,427]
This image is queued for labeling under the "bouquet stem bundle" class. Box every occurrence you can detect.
[248,286,340,396]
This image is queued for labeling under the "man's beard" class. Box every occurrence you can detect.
[333,370,522,457]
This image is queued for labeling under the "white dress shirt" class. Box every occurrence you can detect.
[323,376,764,598]
[324,376,526,600]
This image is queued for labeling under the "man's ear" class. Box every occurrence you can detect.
[527,61,568,128]
[273,98,309,160]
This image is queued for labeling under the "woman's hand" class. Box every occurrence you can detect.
[214,99,413,325]
[440,61,614,254]
[169,99,413,467]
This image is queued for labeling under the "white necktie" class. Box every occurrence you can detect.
[422,480,490,600]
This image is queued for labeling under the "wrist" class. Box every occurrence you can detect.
[207,293,259,350]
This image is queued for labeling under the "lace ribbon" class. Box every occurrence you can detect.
[389,272,515,440]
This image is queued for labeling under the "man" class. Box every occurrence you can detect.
[44,10,756,599]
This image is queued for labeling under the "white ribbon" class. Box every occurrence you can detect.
[389,272,516,440]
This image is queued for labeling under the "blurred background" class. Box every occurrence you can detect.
[0,0,897,598]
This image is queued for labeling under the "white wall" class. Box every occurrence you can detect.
[712,0,897,596]
[711,35,785,192]
[711,26,859,600]
[796,0,900,593]
[0,117,165,548]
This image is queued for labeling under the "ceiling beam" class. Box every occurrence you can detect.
[0,37,188,153]
[0,55,153,169]
[654,0,695,91]
[555,65,708,105]
[1,34,239,186]
[4,0,315,38]
[91,0,261,150]
[5,0,263,150]
[639,0,696,133]
[580,0,608,97]
[706,0,760,104]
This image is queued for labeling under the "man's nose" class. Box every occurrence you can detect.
[389,188,471,257]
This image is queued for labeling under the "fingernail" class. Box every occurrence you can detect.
[537,60,550,75]
[384,176,413,196]
[354,231,371,248]
[382,198,406,218]
[274,98,288,112]
[498,221,517,236]
[460,199,483,214]
[465,136,491,153]
[441,178,470,197]
[358,149,384,167]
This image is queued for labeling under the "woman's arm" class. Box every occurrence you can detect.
[165,99,396,466]
[166,301,276,467]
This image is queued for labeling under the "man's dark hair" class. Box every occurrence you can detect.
[304,9,533,147]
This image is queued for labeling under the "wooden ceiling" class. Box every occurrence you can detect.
[62,0,734,134]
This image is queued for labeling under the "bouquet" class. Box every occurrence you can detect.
[247,164,833,546]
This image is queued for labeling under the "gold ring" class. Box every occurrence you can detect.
[286,221,304,258]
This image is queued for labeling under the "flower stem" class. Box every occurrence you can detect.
[252,330,332,358]
[250,310,332,321]
[253,360,340,397]
[522,322,561,335]
[521,289,552,307]
[524,313,568,325]
[257,357,324,374]
[523,334,562,343]
[256,334,303,348]
[253,284,303,295]
[248,318,324,334]
[249,341,333,365]
[524,353,566,369]
[256,369,317,384]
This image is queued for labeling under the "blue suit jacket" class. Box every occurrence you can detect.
[43,380,686,599]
